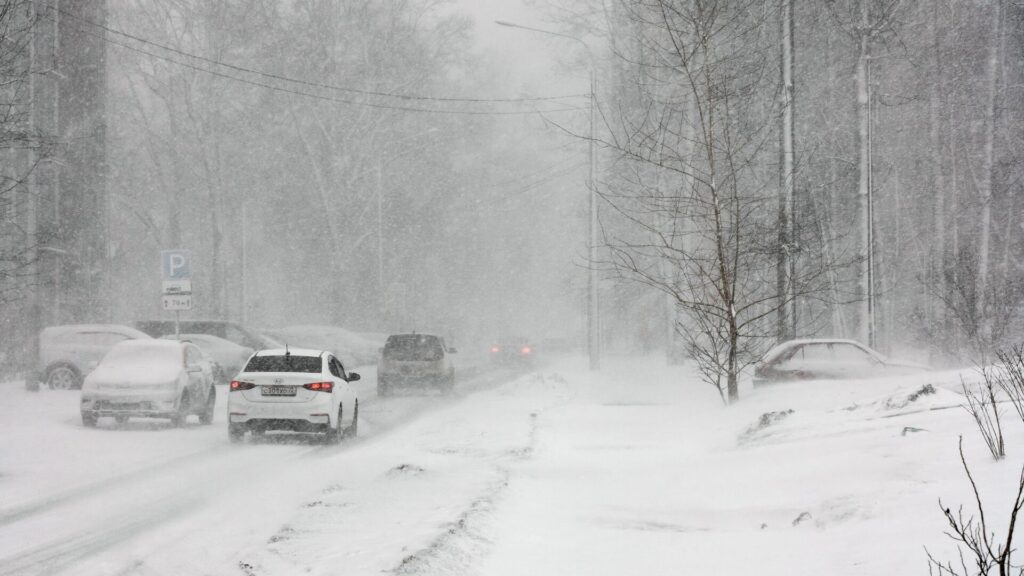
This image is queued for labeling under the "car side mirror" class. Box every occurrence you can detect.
[448,347,458,354]
[347,372,361,382]
[187,365,202,373]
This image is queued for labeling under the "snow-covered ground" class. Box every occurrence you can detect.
[0,357,1020,575]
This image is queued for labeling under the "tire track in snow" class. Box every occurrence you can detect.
[0,366,526,576]
[0,443,323,576]
[0,444,229,527]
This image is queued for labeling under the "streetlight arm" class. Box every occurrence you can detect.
[496,18,601,370]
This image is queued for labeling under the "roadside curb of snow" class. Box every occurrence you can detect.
[390,410,545,575]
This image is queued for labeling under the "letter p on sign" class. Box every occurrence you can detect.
[161,250,192,280]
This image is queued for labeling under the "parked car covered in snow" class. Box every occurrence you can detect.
[160,334,253,384]
[752,339,928,386]
[32,324,153,391]
[80,339,217,427]
[227,348,360,443]
[377,333,456,396]
[135,319,281,351]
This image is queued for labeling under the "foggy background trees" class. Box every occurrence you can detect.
[0,0,1021,386]
[555,0,1023,396]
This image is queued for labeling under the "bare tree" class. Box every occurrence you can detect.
[0,0,46,378]
[594,0,836,402]
[927,437,1024,576]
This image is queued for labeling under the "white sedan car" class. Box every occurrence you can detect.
[227,348,360,444]
[80,339,217,427]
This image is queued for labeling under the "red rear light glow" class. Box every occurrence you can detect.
[230,381,255,391]
[303,382,334,393]
[491,346,500,353]
[521,346,531,355]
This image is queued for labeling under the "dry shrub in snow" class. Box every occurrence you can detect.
[996,345,1024,425]
[963,371,1006,461]
[927,438,1024,576]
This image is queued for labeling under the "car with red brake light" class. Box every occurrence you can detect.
[489,339,536,367]
[227,348,359,443]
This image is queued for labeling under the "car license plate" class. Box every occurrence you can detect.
[261,385,296,396]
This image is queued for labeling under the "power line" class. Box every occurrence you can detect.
[62,17,583,117]
[51,4,588,106]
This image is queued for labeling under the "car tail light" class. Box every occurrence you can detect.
[521,346,531,355]
[303,382,334,393]
[491,346,501,353]
[230,381,255,391]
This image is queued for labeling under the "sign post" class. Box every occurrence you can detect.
[160,250,192,339]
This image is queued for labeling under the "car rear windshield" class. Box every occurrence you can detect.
[244,355,321,373]
[384,335,443,361]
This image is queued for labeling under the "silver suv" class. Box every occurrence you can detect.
[377,334,456,396]
[32,324,152,391]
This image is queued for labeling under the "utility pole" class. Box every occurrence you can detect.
[495,20,601,370]
[856,2,875,348]
[778,0,796,342]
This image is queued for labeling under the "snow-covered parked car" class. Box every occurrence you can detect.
[227,349,360,444]
[753,339,928,386]
[135,319,282,351]
[377,333,456,396]
[160,334,254,384]
[33,324,153,391]
[80,339,217,427]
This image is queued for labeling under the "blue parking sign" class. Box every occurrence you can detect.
[161,250,191,280]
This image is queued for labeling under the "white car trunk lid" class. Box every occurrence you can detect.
[236,372,326,403]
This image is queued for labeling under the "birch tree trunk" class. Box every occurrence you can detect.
[855,3,873,346]
[928,7,947,349]
[975,0,1004,348]
[777,0,795,342]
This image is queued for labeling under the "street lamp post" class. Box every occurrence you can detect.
[495,20,600,370]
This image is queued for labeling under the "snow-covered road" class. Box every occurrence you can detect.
[0,364,536,575]
[1,357,1020,575]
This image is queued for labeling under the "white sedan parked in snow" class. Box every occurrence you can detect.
[80,339,217,427]
[753,339,928,385]
[227,349,360,444]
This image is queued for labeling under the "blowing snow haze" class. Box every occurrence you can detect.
[0,0,1023,575]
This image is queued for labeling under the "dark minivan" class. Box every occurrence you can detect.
[376,333,456,396]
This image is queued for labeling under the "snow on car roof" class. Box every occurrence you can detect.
[102,338,186,365]
[253,348,325,358]
[41,324,151,337]
[760,338,882,362]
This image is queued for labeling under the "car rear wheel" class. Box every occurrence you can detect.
[228,423,245,443]
[345,400,359,439]
[171,392,189,427]
[47,366,80,390]
[114,415,129,425]
[82,411,97,428]
[199,386,216,425]
[325,406,344,444]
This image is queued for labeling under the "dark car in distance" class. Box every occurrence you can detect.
[489,339,536,367]
[377,333,456,397]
